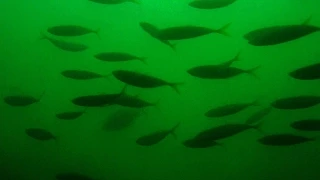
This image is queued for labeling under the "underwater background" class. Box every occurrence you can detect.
[0,0,320,180]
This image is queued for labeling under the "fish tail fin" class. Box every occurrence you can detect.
[94,28,101,39]
[139,57,148,65]
[169,82,184,94]
[223,50,242,67]
[170,122,181,139]
[38,31,48,41]
[152,98,162,112]
[169,43,177,51]
[103,73,113,81]
[302,14,312,25]
[252,120,266,134]
[246,65,261,79]
[217,22,232,37]
[216,141,227,149]
[130,0,141,4]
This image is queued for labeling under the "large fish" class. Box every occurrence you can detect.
[189,0,237,9]
[94,52,147,64]
[89,0,140,4]
[25,128,56,141]
[258,134,316,146]
[244,17,320,46]
[245,106,272,125]
[205,101,258,118]
[112,70,183,94]
[47,25,99,37]
[103,108,142,131]
[61,70,109,80]
[113,94,158,108]
[40,33,88,52]
[290,119,320,131]
[289,63,320,80]
[3,91,45,107]
[56,109,86,120]
[271,95,320,109]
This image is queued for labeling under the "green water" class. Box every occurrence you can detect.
[0,0,320,180]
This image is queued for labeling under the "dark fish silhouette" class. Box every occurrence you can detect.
[289,63,320,80]
[40,33,88,52]
[258,134,315,146]
[25,128,56,141]
[47,25,99,37]
[56,110,86,120]
[244,17,320,46]
[61,70,108,80]
[189,0,237,9]
[290,119,320,131]
[112,70,183,94]
[157,23,230,40]
[183,138,222,149]
[113,94,157,108]
[136,122,180,146]
[245,106,272,125]
[89,0,140,4]
[56,172,95,180]
[103,108,142,131]
[94,52,147,64]
[271,95,320,109]
[4,91,45,107]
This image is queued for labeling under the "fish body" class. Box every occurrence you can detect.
[61,70,106,80]
[188,66,258,79]
[205,102,256,117]
[89,0,139,4]
[114,94,156,108]
[290,119,320,131]
[103,108,142,131]
[158,25,214,40]
[183,138,221,148]
[56,172,94,180]
[41,34,88,52]
[258,134,315,146]
[136,123,180,146]
[189,0,237,9]
[244,24,320,46]
[245,106,272,125]
[47,25,98,37]
[4,95,39,106]
[25,128,55,141]
[289,63,320,80]
[72,94,120,107]
[271,95,320,109]
[94,52,146,64]
[56,111,85,120]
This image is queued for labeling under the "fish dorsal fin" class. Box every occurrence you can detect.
[302,15,312,25]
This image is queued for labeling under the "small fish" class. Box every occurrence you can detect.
[3,91,45,107]
[183,138,222,149]
[72,86,126,107]
[189,0,237,9]
[289,63,320,80]
[88,0,140,5]
[136,122,180,146]
[47,25,99,37]
[258,133,315,146]
[56,172,94,180]
[112,70,183,94]
[244,17,320,46]
[61,70,109,80]
[245,106,272,125]
[205,100,258,118]
[290,119,320,131]
[94,52,147,64]
[103,108,142,131]
[157,23,230,40]
[271,95,320,109]
[25,128,56,141]
[114,94,158,108]
[56,110,86,120]
[40,33,88,52]
[139,22,176,50]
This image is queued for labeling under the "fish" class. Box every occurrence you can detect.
[72,86,126,107]
[112,70,183,94]
[25,128,56,141]
[258,134,316,146]
[3,91,45,107]
[205,100,258,118]
[61,70,109,80]
[290,119,320,131]
[183,138,222,149]
[113,94,158,108]
[244,17,320,46]
[193,122,262,141]
[271,95,320,109]
[47,25,99,37]
[157,23,230,40]
[55,110,86,120]
[139,22,176,50]
[289,63,320,80]
[88,0,140,4]
[40,33,88,52]
[245,106,272,125]
[136,122,180,146]
[103,108,142,131]
[94,52,147,64]
[189,0,237,9]
[56,172,94,180]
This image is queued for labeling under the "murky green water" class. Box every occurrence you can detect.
[0,0,319,180]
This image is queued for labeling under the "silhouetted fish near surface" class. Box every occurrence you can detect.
[189,0,237,9]
[61,70,109,80]
[94,52,147,64]
[47,25,100,37]
[258,134,316,146]
[244,17,320,46]
[291,119,320,131]
[183,138,222,149]
[289,63,320,80]
[103,108,142,131]
[136,122,180,146]
[56,109,86,120]
[139,22,176,50]
[245,106,272,125]
[56,172,95,180]
[3,91,45,107]
[157,23,230,40]
[72,86,126,107]
[89,0,140,4]
[25,128,56,141]
[40,33,88,52]
[112,70,183,94]
[271,95,320,109]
